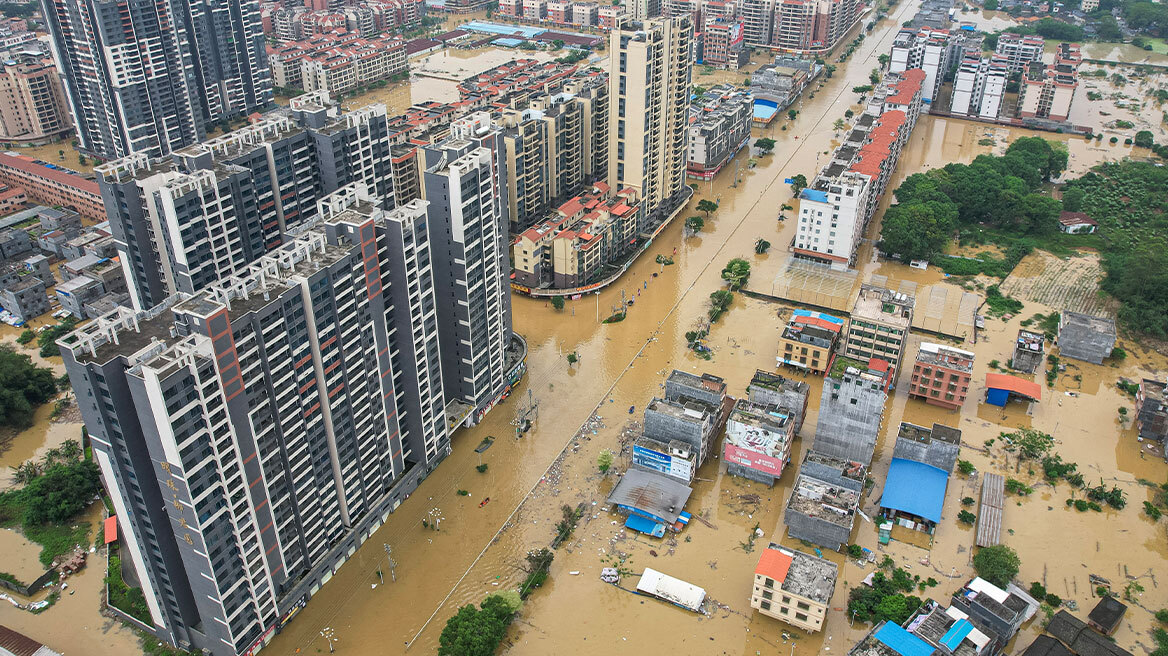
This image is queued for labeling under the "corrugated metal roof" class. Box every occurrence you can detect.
[879,458,949,524]
[636,568,706,612]
[875,621,936,656]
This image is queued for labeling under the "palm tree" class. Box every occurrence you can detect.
[41,447,62,468]
[59,439,82,462]
[755,238,771,254]
[11,460,41,485]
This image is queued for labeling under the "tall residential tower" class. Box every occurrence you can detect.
[40,0,273,160]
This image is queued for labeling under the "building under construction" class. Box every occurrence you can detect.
[810,359,890,466]
[784,452,867,550]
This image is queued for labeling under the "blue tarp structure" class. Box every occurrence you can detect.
[495,37,524,47]
[879,458,949,524]
[625,514,666,538]
[940,618,974,651]
[461,20,543,38]
[875,621,936,656]
[800,188,829,203]
[753,99,778,121]
[986,387,1010,407]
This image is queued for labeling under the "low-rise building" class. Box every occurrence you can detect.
[1012,329,1045,374]
[0,228,30,260]
[908,342,973,410]
[949,578,1039,644]
[908,599,1002,656]
[0,275,48,322]
[643,396,719,467]
[784,451,865,549]
[1057,211,1097,234]
[1026,610,1134,656]
[55,274,104,318]
[750,543,838,633]
[0,625,63,656]
[893,421,961,472]
[751,55,821,122]
[0,154,103,221]
[273,33,407,96]
[844,284,914,379]
[687,85,752,179]
[777,309,844,375]
[723,399,796,485]
[1136,379,1168,452]
[1057,310,1116,364]
[1087,597,1126,637]
[632,434,698,483]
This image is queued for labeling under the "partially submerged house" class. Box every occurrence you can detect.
[1012,329,1045,374]
[1086,597,1126,637]
[1057,310,1116,365]
[984,373,1041,407]
[812,358,891,466]
[750,544,838,633]
[784,452,866,550]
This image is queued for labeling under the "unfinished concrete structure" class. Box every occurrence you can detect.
[892,422,961,473]
[1012,329,1045,374]
[746,369,810,435]
[751,543,839,633]
[1057,311,1116,365]
[665,370,727,409]
[811,361,890,465]
[784,452,866,550]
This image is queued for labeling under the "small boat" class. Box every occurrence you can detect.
[479,497,490,508]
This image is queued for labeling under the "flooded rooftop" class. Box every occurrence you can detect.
[787,473,860,527]
[767,543,838,605]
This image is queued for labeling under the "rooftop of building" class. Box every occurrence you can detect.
[1045,610,1133,656]
[908,602,996,656]
[646,396,713,423]
[667,369,726,395]
[915,342,974,371]
[897,421,962,446]
[787,472,860,527]
[748,369,810,396]
[0,152,100,195]
[755,543,838,604]
[956,577,1031,621]
[606,467,693,524]
[1086,597,1126,633]
[1059,310,1117,340]
[852,283,914,326]
[1016,329,1045,353]
[849,621,936,656]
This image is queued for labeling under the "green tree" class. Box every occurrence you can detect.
[37,318,78,358]
[1135,130,1155,149]
[489,590,523,614]
[551,296,565,311]
[755,137,776,154]
[789,174,808,194]
[438,595,515,656]
[720,258,751,290]
[878,200,957,262]
[709,290,733,321]
[0,347,59,429]
[696,198,719,217]
[1097,14,1122,41]
[1061,186,1085,212]
[597,449,613,473]
[685,215,704,234]
[973,545,1021,588]
[1007,428,1054,460]
[21,459,101,525]
[833,118,846,131]
[984,0,998,9]
[1018,193,1062,234]
[754,238,771,254]
[15,330,33,345]
[878,54,890,67]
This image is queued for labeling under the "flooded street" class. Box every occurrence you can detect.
[1,4,1163,656]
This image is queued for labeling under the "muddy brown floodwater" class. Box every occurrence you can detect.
[5,4,1165,655]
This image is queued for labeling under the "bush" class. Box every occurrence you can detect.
[962,496,976,506]
[476,463,488,473]
[37,318,78,358]
[1045,593,1062,607]
[847,544,864,558]
[15,330,33,345]
[22,460,100,525]
[973,545,1020,588]
[107,554,151,623]
[1030,582,1047,599]
[957,510,977,524]
[0,347,59,429]
[1005,478,1033,496]
[957,460,975,476]
[438,594,517,656]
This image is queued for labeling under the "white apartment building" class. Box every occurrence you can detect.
[888,27,951,103]
[995,32,1044,73]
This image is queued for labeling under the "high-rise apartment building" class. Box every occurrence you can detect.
[771,0,861,53]
[994,32,1045,73]
[741,0,776,45]
[608,16,693,222]
[1017,43,1080,123]
[41,0,273,160]
[58,210,436,656]
[888,27,952,103]
[96,94,396,310]
[422,116,515,419]
[0,51,71,144]
[630,0,663,19]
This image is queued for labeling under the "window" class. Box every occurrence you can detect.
[763,590,773,600]
[795,612,808,621]
[764,577,774,588]
[796,601,810,611]
[761,600,771,611]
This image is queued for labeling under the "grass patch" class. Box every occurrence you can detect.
[829,356,868,379]
[24,521,91,568]
[984,285,1024,317]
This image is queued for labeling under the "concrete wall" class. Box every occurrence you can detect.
[784,510,852,550]
[727,462,776,486]
[892,437,959,473]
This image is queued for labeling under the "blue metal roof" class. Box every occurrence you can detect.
[792,309,845,325]
[879,458,949,524]
[874,621,936,656]
[940,618,974,651]
[753,99,778,120]
[625,514,666,538]
[800,188,829,203]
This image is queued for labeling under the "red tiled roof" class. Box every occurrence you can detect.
[1058,211,1096,227]
[868,358,890,373]
[886,69,925,105]
[0,153,99,195]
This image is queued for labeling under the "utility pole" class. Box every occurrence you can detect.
[384,543,397,582]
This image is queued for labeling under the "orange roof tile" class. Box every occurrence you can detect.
[755,548,793,583]
[985,373,1041,400]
